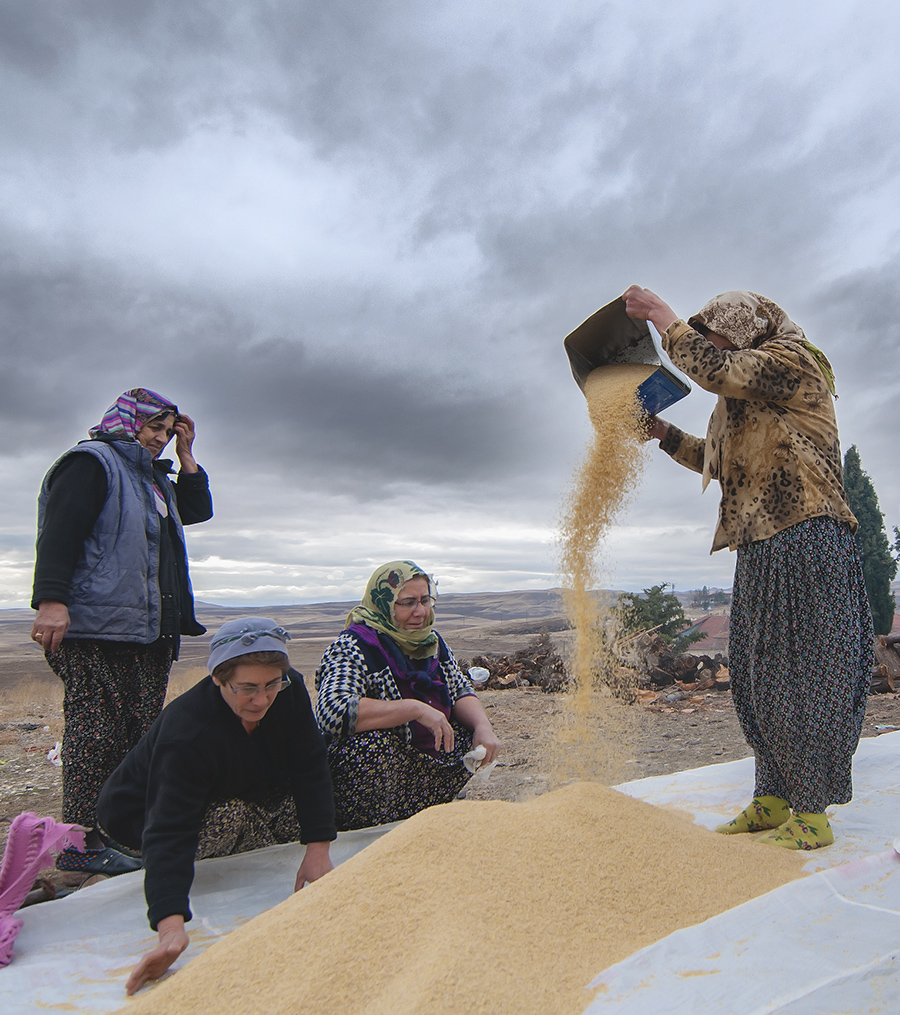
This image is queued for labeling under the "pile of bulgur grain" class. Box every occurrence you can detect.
[120,782,803,1015]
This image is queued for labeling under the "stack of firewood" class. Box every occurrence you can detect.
[623,631,731,693]
[462,631,567,692]
[871,633,900,693]
[461,627,900,699]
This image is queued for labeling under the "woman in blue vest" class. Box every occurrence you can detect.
[30,388,213,873]
[315,560,500,830]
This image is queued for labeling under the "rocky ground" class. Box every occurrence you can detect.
[6,675,900,852]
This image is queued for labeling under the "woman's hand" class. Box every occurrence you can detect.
[472,724,501,764]
[644,415,671,443]
[622,285,679,335]
[451,695,501,763]
[125,915,189,995]
[31,601,70,654]
[294,841,334,891]
[173,414,199,474]
[414,702,456,753]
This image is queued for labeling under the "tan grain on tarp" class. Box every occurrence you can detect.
[119,782,804,1015]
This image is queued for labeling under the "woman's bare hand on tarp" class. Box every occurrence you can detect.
[126,916,190,995]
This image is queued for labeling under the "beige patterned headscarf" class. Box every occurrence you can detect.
[688,291,804,349]
[688,291,836,396]
[688,291,837,493]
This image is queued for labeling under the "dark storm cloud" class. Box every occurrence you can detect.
[0,241,549,494]
[814,261,900,363]
[182,336,541,492]
[2,0,899,603]
[0,0,438,155]
[4,1,892,294]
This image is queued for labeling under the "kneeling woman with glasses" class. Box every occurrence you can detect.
[96,618,336,995]
[315,560,500,830]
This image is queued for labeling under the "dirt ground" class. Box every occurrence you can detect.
[4,608,900,894]
[6,668,900,855]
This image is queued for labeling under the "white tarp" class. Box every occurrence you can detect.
[0,824,397,1014]
[592,732,900,1013]
[584,850,900,1014]
[2,734,900,1013]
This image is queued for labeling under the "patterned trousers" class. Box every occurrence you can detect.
[195,793,302,858]
[327,723,473,831]
[730,518,873,813]
[45,639,174,827]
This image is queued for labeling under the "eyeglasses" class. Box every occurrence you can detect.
[394,595,436,609]
[226,675,291,699]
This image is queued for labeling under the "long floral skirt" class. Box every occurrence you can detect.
[100,792,301,860]
[195,793,302,858]
[729,517,873,813]
[327,724,473,831]
[45,639,174,827]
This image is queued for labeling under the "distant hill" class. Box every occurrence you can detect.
[0,587,609,659]
[0,586,730,646]
[189,588,589,638]
[0,589,585,687]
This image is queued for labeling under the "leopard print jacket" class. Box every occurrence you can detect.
[659,320,857,552]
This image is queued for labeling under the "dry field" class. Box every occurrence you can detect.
[4,595,900,856]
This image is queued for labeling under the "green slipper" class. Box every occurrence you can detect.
[757,813,834,851]
[715,796,790,834]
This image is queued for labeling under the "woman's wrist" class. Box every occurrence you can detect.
[303,840,331,857]
[649,308,678,334]
[157,914,185,938]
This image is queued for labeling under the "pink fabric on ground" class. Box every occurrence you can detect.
[0,812,85,967]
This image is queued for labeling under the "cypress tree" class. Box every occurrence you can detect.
[843,445,898,634]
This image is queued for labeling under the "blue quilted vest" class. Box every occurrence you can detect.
[36,438,188,642]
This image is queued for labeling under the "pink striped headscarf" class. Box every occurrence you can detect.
[89,388,178,439]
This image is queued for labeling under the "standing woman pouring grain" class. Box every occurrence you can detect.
[623,286,873,850]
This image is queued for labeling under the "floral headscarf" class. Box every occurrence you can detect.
[688,291,835,395]
[345,560,438,659]
[89,388,178,439]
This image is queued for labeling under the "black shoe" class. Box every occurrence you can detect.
[82,847,143,877]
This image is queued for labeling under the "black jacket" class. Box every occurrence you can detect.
[96,670,336,929]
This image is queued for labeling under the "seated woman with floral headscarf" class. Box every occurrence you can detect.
[315,560,501,830]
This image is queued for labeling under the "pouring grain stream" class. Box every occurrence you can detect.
[552,363,655,784]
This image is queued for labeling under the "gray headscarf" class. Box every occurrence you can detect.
[207,617,291,675]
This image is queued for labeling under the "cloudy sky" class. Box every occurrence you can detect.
[1,0,898,607]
